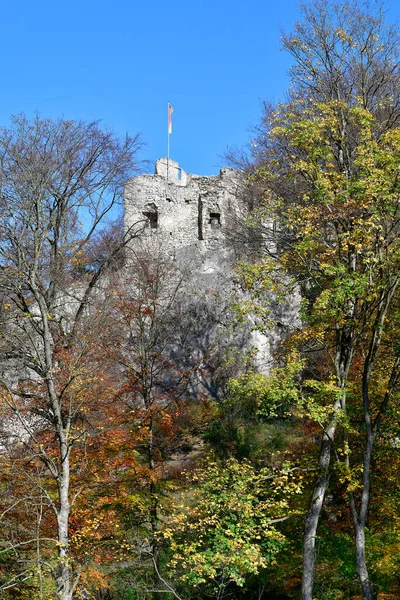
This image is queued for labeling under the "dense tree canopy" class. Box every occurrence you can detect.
[0,114,143,600]
[2,2,400,600]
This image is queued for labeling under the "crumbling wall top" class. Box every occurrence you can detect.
[155,158,189,185]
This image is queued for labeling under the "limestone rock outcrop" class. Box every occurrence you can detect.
[124,159,299,380]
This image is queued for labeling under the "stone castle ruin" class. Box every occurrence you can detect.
[0,158,298,418]
[124,157,247,261]
[124,158,298,380]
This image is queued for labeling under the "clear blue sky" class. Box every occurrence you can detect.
[1,0,399,177]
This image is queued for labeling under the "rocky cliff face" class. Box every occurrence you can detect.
[124,159,300,381]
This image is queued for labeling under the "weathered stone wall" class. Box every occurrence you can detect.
[124,158,247,256]
[124,158,299,378]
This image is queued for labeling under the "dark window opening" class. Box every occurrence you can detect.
[166,197,172,203]
[198,197,203,240]
[177,168,182,181]
[209,212,221,229]
[143,211,158,229]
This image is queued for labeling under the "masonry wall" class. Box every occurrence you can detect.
[124,159,299,376]
[124,158,247,257]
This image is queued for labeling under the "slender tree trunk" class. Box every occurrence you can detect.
[39,302,74,600]
[36,494,44,600]
[56,444,72,600]
[350,447,375,598]
[302,435,333,599]
[354,522,375,600]
[348,290,398,600]
[302,469,330,600]
[349,436,376,600]
[302,391,344,600]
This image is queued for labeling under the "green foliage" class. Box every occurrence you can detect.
[245,97,400,600]
[161,458,303,598]
[228,357,303,419]
[205,356,303,459]
[313,529,358,600]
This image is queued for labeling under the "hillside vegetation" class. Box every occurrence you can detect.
[1,2,400,599]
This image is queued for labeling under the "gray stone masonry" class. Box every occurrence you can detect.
[124,158,247,258]
[124,159,300,375]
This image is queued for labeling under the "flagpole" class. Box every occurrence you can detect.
[167,102,170,183]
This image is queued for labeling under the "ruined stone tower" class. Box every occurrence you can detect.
[123,158,300,377]
[123,158,277,375]
[124,157,247,264]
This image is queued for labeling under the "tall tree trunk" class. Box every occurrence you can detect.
[302,415,337,598]
[348,291,399,600]
[354,522,375,600]
[56,448,72,600]
[349,438,375,600]
[302,467,330,600]
[302,314,355,600]
[302,389,345,600]
[40,302,75,600]
[146,416,160,599]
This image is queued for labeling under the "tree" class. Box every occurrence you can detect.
[0,114,143,600]
[161,457,303,600]
[248,100,400,599]
[96,245,197,598]
[282,0,400,117]
[237,3,400,598]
